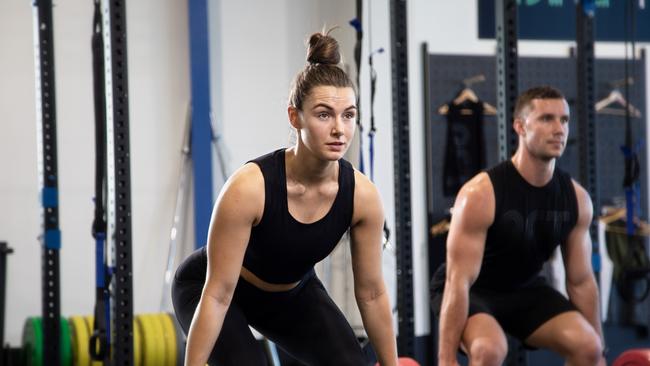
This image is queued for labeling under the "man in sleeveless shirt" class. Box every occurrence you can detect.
[431,86,605,366]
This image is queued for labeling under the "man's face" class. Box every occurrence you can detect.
[515,98,570,161]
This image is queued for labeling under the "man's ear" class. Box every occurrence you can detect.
[288,106,300,129]
[513,117,525,136]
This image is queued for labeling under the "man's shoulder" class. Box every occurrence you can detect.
[456,172,495,210]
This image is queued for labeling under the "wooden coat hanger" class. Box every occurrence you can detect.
[430,218,450,237]
[438,75,497,116]
[595,89,642,118]
[605,221,650,237]
[438,88,497,116]
[600,207,650,236]
[599,207,627,225]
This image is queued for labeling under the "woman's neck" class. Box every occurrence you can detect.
[286,145,337,185]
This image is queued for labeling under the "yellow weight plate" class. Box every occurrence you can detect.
[133,315,142,366]
[84,316,103,366]
[135,316,151,366]
[69,316,90,366]
[148,314,167,366]
[138,314,163,366]
[158,313,177,366]
[169,313,186,366]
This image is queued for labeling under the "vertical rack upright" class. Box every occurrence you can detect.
[495,0,519,160]
[102,0,134,364]
[32,1,62,365]
[390,0,415,358]
[576,0,600,248]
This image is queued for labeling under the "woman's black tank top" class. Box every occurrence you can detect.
[242,149,355,284]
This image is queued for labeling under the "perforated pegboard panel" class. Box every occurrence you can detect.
[425,53,647,221]
[592,59,647,215]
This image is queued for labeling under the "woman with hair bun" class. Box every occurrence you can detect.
[172,30,398,366]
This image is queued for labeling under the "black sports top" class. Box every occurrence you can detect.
[242,149,355,284]
[442,100,486,197]
[432,160,578,292]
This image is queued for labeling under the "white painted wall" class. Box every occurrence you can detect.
[0,0,189,344]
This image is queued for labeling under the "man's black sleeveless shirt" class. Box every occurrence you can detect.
[475,160,579,290]
[432,160,579,292]
[242,149,355,284]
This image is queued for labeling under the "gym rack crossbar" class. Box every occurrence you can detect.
[32,1,62,365]
[389,0,415,358]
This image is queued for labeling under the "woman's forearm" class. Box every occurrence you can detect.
[357,291,398,366]
[184,295,229,366]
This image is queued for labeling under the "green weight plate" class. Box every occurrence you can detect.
[23,316,72,366]
[22,317,43,366]
[60,317,72,366]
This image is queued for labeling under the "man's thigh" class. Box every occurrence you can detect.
[485,284,576,341]
[462,313,508,354]
[524,311,599,355]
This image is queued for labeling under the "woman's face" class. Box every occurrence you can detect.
[290,85,357,161]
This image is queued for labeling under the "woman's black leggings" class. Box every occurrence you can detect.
[171,247,367,366]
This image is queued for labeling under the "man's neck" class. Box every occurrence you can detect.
[510,150,555,187]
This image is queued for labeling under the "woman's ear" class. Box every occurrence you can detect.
[288,106,300,129]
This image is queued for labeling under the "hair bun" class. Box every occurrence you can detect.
[306,32,341,66]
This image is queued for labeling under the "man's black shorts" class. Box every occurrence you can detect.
[431,281,577,343]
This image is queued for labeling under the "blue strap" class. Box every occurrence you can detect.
[582,0,596,16]
[41,187,58,208]
[359,131,365,174]
[368,131,375,182]
[592,251,601,273]
[95,233,106,287]
[44,229,61,249]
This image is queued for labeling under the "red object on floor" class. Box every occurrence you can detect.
[375,357,420,366]
[613,349,650,366]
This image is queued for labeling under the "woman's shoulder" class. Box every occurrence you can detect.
[350,169,384,226]
[352,169,381,203]
[222,162,265,199]
[215,163,266,224]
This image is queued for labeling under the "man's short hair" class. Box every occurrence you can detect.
[514,86,566,119]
